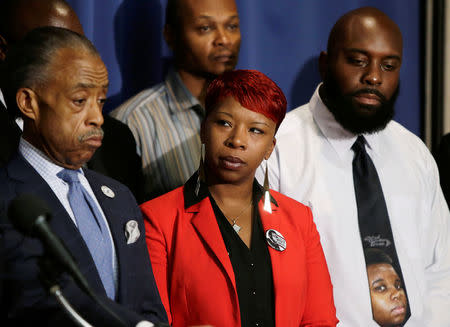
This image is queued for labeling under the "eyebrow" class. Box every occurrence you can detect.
[345,48,401,61]
[252,121,271,127]
[371,278,384,285]
[197,14,239,20]
[216,112,271,127]
[216,111,233,118]
[73,82,109,89]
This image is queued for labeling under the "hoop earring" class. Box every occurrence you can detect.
[263,159,272,213]
[195,143,206,196]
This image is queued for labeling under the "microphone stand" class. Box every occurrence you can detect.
[49,284,93,327]
[38,255,94,327]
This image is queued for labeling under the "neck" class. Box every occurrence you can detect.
[22,129,83,170]
[177,68,213,108]
[208,182,253,204]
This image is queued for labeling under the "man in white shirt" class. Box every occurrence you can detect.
[258,7,450,326]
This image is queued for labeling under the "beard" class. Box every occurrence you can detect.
[322,73,399,135]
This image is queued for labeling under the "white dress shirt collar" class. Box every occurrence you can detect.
[310,83,381,160]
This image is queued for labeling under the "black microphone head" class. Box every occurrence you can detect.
[7,193,51,236]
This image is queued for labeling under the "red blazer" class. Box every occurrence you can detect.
[141,180,337,327]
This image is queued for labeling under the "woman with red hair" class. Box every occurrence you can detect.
[141,70,338,327]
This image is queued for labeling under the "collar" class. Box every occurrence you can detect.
[310,83,380,160]
[19,137,84,180]
[183,171,278,210]
[164,69,204,116]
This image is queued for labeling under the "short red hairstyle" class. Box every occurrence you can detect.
[205,69,287,130]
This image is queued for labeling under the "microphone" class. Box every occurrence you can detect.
[7,193,127,327]
[7,193,94,298]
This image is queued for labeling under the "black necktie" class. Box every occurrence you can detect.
[352,136,409,325]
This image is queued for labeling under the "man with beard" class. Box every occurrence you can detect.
[257,7,450,326]
[111,0,241,199]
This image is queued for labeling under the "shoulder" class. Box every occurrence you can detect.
[269,190,316,235]
[140,186,185,217]
[270,189,310,211]
[383,121,432,160]
[84,168,134,198]
[276,102,314,138]
[103,115,133,135]
[440,133,450,147]
[110,82,167,121]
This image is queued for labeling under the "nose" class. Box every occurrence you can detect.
[225,126,247,150]
[213,26,231,47]
[87,99,104,127]
[390,288,402,301]
[362,61,382,86]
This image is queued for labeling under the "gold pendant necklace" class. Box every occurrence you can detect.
[220,200,253,234]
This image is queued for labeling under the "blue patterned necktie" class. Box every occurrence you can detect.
[57,169,116,299]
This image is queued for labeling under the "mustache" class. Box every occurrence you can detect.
[351,88,387,102]
[78,128,104,142]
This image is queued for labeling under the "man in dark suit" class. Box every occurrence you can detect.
[436,133,450,206]
[0,0,144,202]
[0,26,167,326]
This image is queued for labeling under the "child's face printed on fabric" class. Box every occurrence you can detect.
[367,263,407,326]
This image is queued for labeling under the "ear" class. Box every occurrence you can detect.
[264,137,276,160]
[163,24,175,51]
[0,34,8,62]
[16,88,40,121]
[319,51,328,81]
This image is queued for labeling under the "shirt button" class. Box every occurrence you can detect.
[250,263,254,267]
[255,323,259,327]
[252,290,256,295]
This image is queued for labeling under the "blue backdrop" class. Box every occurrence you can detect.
[66,0,422,136]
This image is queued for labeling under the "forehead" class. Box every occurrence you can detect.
[335,16,402,58]
[367,263,398,280]
[180,0,238,20]
[213,96,276,125]
[48,48,108,89]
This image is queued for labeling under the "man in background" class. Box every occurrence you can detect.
[112,0,241,199]
[0,0,144,202]
[259,7,450,326]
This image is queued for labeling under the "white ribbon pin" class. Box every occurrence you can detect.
[101,185,115,198]
[125,220,140,244]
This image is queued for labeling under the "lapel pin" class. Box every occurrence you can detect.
[125,220,140,244]
[101,185,115,198]
[266,229,286,251]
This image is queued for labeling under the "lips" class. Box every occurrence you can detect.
[212,52,235,63]
[354,93,382,106]
[391,305,406,316]
[84,135,103,148]
[219,155,246,170]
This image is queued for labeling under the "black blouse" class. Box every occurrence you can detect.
[209,184,275,327]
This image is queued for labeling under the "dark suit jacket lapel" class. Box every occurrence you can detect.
[84,170,127,298]
[84,170,137,303]
[6,155,106,295]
